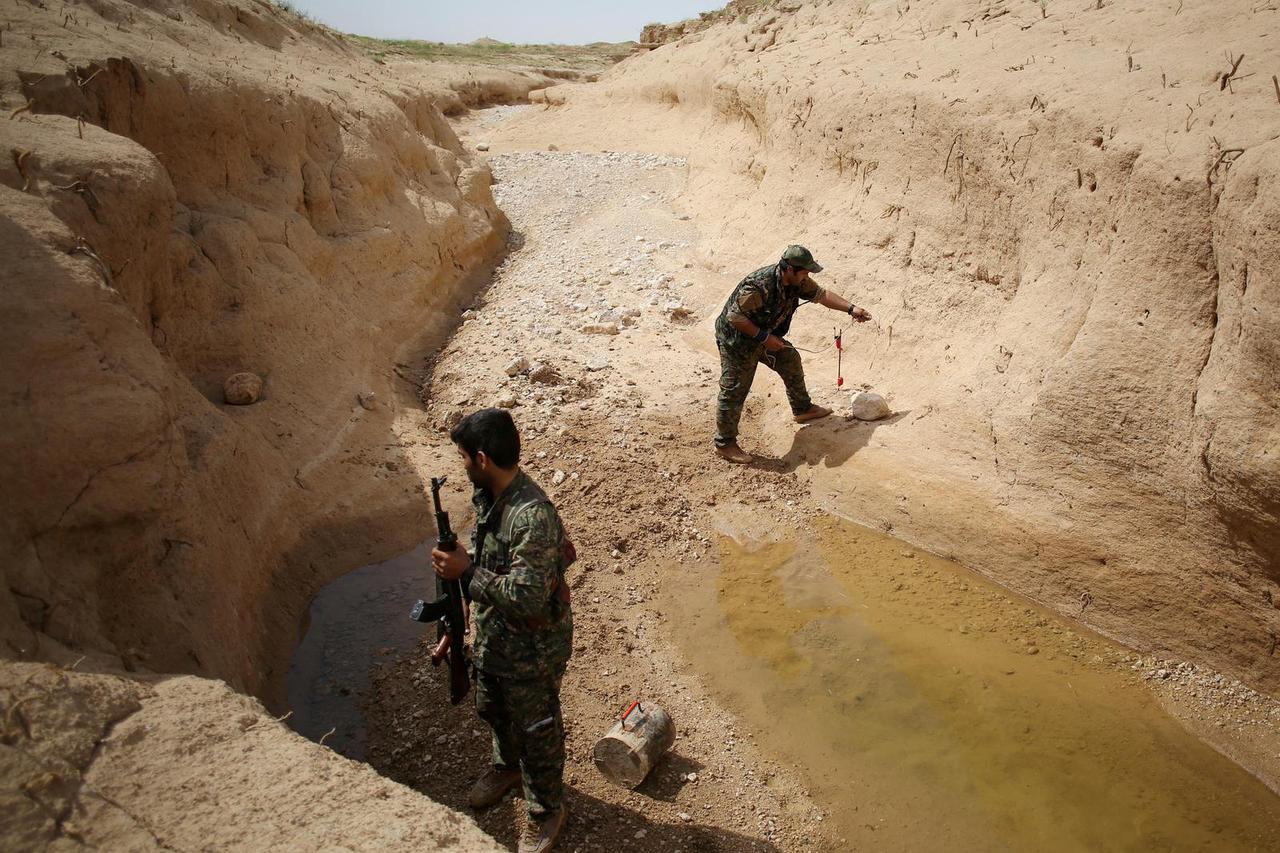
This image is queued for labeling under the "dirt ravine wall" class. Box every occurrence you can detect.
[516,0,1279,691]
[0,1,520,846]
[0,0,510,696]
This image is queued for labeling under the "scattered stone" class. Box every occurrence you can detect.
[664,300,692,320]
[223,372,263,405]
[496,391,518,409]
[357,391,379,411]
[552,470,567,486]
[475,142,490,151]
[585,355,610,371]
[581,322,620,336]
[504,357,530,377]
[849,391,891,421]
[678,812,692,822]
[547,143,559,151]
[528,362,561,384]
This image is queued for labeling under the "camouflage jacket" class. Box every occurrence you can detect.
[466,470,573,679]
[715,263,824,348]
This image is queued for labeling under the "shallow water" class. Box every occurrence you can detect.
[285,543,434,759]
[666,510,1280,852]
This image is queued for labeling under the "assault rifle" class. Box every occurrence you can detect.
[409,476,470,705]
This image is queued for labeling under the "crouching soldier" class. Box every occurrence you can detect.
[431,408,574,853]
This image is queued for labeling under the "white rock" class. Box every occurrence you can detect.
[475,142,490,151]
[504,357,530,377]
[496,391,518,409]
[585,355,610,371]
[551,470,567,486]
[356,390,379,411]
[849,391,891,421]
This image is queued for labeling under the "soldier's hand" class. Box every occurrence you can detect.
[849,306,872,322]
[763,335,789,353]
[431,547,471,581]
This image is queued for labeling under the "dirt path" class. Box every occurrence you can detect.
[363,107,842,852]
[360,106,1280,853]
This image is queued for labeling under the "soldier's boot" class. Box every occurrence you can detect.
[794,405,832,424]
[518,805,568,853]
[715,442,753,464]
[467,766,522,809]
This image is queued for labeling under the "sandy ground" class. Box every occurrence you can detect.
[359,105,1280,852]
[365,107,834,852]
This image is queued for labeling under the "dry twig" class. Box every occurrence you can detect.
[70,237,114,288]
[318,726,336,745]
[1207,147,1245,187]
[12,148,31,191]
[1220,52,1245,92]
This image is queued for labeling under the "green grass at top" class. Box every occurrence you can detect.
[350,35,635,70]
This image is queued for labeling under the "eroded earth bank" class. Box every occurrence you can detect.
[3,0,1280,851]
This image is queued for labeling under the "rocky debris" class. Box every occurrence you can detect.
[504,356,530,377]
[552,470,567,486]
[849,391,891,421]
[664,299,693,320]
[496,391,518,409]
[357,391,379,411]
[475,142,491,151]
[224,372,263,405]
[581,322,620,336]
[528,362,561,384]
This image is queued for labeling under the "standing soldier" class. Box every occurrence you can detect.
[714,245,872,463]
[431,408,573,853]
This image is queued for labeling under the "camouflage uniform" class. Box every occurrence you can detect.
[465,470,573,820]
[714,263,824,447]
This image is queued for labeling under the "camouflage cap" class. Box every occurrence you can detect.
[781,244,823,273]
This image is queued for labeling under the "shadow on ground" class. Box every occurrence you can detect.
[749,410,909,473]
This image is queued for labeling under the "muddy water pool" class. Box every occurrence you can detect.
[665,510,1280,852]
[285,543,435,759]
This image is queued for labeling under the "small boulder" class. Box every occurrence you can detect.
[849,391,891,421]
[224,372,262,405]
[496,391,518,409]
[357,391,379,411]
[528,362,561,385]
[475,142,490,151]
[504,357,530,377]
[581,322,620,336]
[551,470,567,486]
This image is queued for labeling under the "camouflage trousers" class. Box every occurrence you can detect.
[474,666,567,819]
[715,338,812,447]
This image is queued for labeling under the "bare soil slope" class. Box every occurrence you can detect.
[498,0,1280,692]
